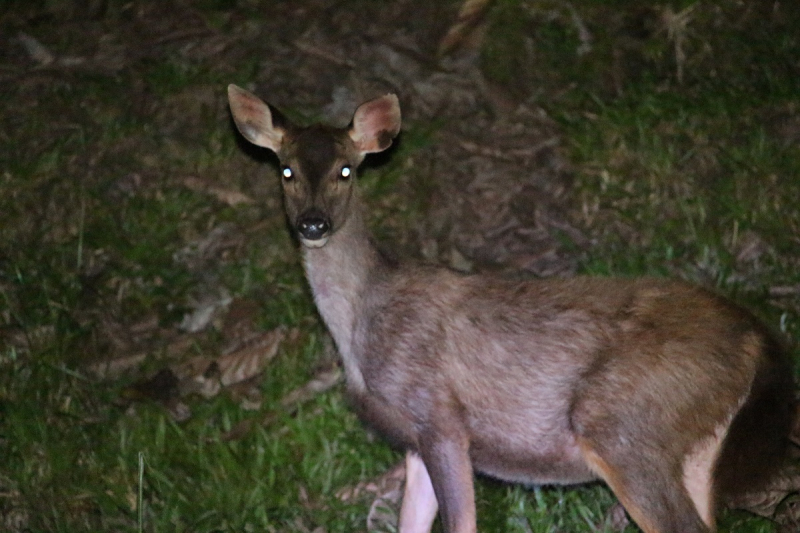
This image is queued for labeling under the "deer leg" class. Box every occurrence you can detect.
[417,428,476,533]
[398,451,438,533]
[577,436,711,533]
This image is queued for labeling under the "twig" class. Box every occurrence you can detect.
[565,2,592,56]
[151,27,215,47]
[769,285,800,297]
[293,39,356,68]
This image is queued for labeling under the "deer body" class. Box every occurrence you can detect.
[228,85,795,533]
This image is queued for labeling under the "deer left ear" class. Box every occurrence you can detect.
[349,94,401,155]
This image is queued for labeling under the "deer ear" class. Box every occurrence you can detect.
[349,94,401,155]
[228,84,284,153]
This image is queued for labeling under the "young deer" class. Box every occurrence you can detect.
[227,84,795,533]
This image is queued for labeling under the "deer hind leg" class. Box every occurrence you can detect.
[577,436,713,533]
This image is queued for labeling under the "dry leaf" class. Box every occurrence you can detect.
[280,367,342,408]
[289,516,327,533]
[179,326,286,398]
[178,286,232,333]
[734,230,772,266]
[220,298,267,353]
[729,464,800,518]
[117,328,285,421]
[337,460,406,503]
[775,495,800,532]
[336,460,405,532]
[227,376,264,411]
[87,335,194,380]
[173,222,244,271]
[17,32,55,65]
[121,368,180,404]
[118,368,193,421]
[602,502,630,532]
[220,364,341,442]
[3,325,55,355]
[438,0,494,57]
[182,176,254,206]
[367,489,402,533]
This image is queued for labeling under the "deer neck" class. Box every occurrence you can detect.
[300,198,378,390]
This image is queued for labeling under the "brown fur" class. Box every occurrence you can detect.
[227,85,796,533]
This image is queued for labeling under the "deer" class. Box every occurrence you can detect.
[227,84,796,533]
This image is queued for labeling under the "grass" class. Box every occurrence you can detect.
[1,0,799,531]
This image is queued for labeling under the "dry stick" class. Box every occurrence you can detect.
[770,285,800,297]
[293,39,356,68]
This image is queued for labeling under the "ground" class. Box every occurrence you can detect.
[1,0,800,531]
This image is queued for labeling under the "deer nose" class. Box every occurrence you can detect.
[296,214,331,242]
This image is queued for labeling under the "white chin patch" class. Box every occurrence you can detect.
[300,236,329,248]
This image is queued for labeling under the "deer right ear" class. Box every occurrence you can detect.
[227,84,284,153]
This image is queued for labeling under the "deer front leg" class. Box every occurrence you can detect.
[417,428,476,533]
[399,451,438,533]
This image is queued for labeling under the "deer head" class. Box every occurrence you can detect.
[227,85,401,248]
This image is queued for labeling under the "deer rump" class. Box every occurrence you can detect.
[226,84,795,533]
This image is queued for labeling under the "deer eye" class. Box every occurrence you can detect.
[339,165,352,180]
[281,166,293,181]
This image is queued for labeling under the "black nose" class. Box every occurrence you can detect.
[296,215,330,241]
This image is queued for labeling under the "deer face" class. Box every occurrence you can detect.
[275,125,360,248]
[227,85,401,248]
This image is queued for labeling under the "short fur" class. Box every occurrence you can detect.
[227,85,796,533]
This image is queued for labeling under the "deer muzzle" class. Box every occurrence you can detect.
[296,212,331,248]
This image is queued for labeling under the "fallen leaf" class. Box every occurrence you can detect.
[182,176,255,206]
[121,368,180,404]
[87,335,194,380]
[337,459,406,503]
[220,363,341,442]
[220,298,267,354]
[173,222,244,271]
[227,375,264,411]
[602,502,630,532]
[3,325,55,355]
[367,490,402,533]
[734,230,772,266]
[179,326,286,398]
[776,495,800,532]
[113,327,285,422]
[337,460,406,532]
[178,286,232,333]
[17,32,55,66]
[280,367,342,408]
[438,0,493,57]
[118,367,193,422]
[729,464,800,518]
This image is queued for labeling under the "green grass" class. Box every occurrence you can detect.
[2,0,800,531]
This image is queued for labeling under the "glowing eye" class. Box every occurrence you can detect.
[340,166,352,179]
[282,166,293,180]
